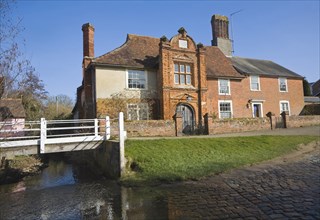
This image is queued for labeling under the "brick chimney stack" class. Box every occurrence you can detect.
[211,15,232,56]
[82,23,95,58]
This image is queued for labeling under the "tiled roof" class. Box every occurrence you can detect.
[93,34,243,79]
[0,99,26,119]
[94,34,160,69]
[230,57,303,79]
[204,46,244,79]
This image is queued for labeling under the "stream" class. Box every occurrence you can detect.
[0,157,169,220]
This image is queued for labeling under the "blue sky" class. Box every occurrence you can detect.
[14,0,320,100]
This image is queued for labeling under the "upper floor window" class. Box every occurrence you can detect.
[250,75,260,91]
[127,70,146,89]
[218,100,233,119]
[279,78,288,92]
[218,79,230,95]
[174,63,192,85]
[280,101,290,115]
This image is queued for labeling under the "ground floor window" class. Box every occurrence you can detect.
[127,103,149,120]
[218,100,233,119]
[280,101,290,115]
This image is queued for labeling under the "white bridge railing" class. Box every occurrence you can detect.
[0,113,125,155]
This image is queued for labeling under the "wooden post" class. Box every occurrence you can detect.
[105,116,110,140]
[94,118,98,137]
[119,112,125,176]
[40,118,46,154]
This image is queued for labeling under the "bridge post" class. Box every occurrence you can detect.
[105,116,110,140]
[94,118,98,137]
[119,112,125,175]
[40,118,47,154]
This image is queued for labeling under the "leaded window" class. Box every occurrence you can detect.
[128,70,146,89]
[174,63,192,85]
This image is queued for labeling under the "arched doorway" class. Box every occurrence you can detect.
[176,104,195,135]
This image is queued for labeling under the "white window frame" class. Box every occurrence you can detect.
[250,75,260,91]
[279,100,290,115]
[279,77,288,92]
[218,100,233,119]
[126,69,148,90]
[251,102,264,118]
[218,79,231,95]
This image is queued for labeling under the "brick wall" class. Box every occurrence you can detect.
[287,115,320,128]
[105,115,319,138]
[108,120,176,138]
[206,76,304,119]
[208,118,271,134]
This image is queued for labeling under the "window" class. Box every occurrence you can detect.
[218,101,233,119]
[127,103,149,120]
[279,78,288,92]
[280,101,290,115]
[218,79,230,95]
[250,75,260,91]
[127,70,146,89]
[174,63,192,85]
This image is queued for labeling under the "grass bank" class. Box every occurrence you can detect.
[122,135,318,185]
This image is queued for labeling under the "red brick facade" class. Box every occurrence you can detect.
[158,29,207,126]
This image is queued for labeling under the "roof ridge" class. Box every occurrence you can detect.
[233,56,273,63]
[127,33,159,40]
[94,34,160,62]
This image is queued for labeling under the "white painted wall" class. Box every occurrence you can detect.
[95,67,158,99]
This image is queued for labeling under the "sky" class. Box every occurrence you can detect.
[11,0,320,100]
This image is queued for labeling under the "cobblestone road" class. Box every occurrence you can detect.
[164,142,320,220]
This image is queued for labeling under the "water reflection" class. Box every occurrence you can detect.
[0,157,168,220]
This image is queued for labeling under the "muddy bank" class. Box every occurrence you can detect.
[0,155,45,184]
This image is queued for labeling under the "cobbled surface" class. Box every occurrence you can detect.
[165,144,320,220]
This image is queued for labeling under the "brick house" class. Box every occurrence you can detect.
[73,14,304,134]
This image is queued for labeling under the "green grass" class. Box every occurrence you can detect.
[123,135,318,185]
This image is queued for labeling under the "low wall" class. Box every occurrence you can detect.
[208,118,271,135]
[288,115,320,128]
[109,120,175,138]
[104,116,319,138]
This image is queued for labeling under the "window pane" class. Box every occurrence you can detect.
[128,70,146,89]
[180,65,185,73]
[174,64,179,73]
[174,74,179,84]
[127,104,138,120]
[251,76,260,90]
[186,65,191,73]
[281,103,289,111]
[180,75,185,84]
[186,75,191,84]
[139,104,149,120]
[219,102,232,119]
[279,78,287,91]
[219,79,229,94]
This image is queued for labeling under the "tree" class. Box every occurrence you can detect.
[0,0,48,120]
[303,79,312,96]
[44,95,74,120]
[96,90,156,120]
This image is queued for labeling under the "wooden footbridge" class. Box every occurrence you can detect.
[0,113,125,158]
